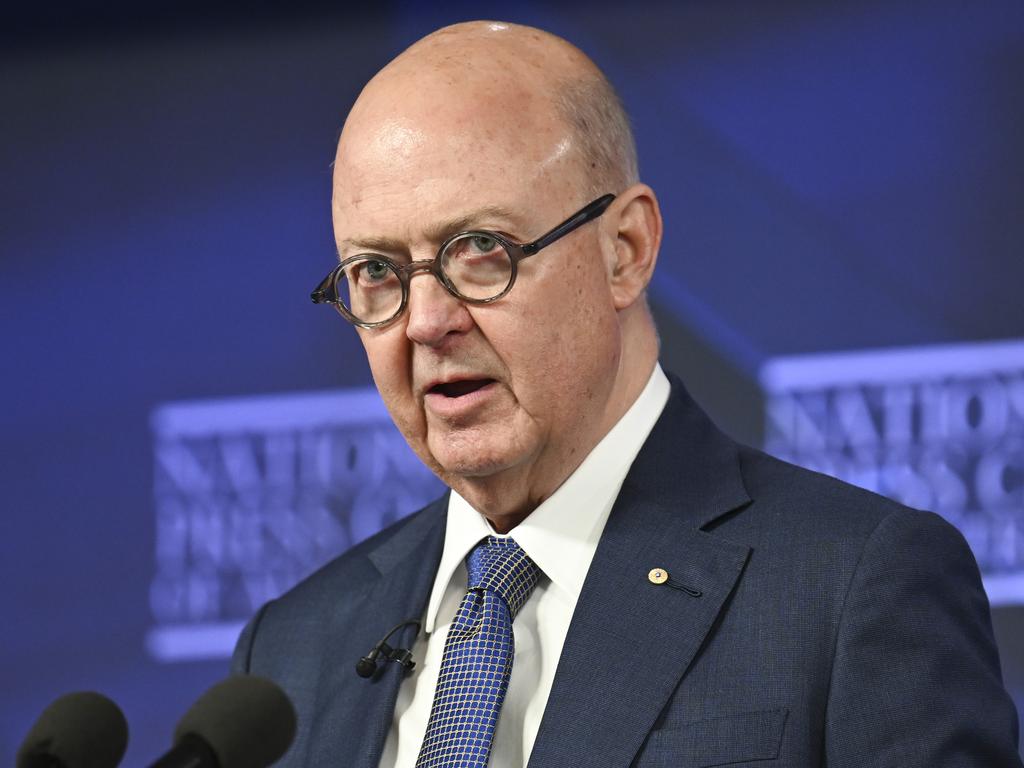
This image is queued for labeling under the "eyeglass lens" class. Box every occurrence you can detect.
[336,257,402,325]
[439,234,512,300]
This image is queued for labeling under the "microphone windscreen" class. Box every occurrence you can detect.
[17,691,129,768]
[174,676,296,768]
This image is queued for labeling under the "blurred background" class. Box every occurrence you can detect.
[2,0,1022,763]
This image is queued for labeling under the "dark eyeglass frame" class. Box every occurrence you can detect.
[311,193,616,328]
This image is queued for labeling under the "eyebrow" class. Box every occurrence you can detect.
[339,204,526,254]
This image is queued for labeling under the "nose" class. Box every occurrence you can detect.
[404,267,474,347]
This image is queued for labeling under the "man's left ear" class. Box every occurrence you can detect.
[602,184,663,310]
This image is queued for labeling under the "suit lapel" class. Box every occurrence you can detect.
[306,496,447,768]
[528,377,753,768]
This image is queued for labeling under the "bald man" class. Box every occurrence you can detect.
[233,21,1022,768]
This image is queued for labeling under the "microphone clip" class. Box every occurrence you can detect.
[356,620,421,679]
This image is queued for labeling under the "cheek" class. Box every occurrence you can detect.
[498,269,618,409]
[545,259,617,345]
[361,333,418,421]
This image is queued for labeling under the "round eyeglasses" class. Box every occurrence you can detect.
[311,194,615,328]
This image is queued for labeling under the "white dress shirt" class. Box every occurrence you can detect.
[379,364,671,768]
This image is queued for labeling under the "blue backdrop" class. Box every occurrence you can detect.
[2,1,1022,763]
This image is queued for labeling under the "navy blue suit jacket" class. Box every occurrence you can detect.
[232,373,1022,767]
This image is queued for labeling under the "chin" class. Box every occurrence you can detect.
[428,433,527,482]
[436,450,517,480]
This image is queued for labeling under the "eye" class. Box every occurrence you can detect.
[469,235,498,254]
[358,259,392,283]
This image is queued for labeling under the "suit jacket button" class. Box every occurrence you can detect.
[648,568,669,584]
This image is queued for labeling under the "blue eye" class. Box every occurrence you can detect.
[362,260,391,281]
[470,235,497,253]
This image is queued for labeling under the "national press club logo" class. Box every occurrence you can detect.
[761,339,1024,606]
[146,388,444,661]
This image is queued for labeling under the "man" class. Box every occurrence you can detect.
[233,21,1022,767]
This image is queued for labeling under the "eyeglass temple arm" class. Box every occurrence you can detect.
[521,194,615,256]
[311,269,338,304]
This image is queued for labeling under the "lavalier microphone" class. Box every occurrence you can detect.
[356,619,422,678]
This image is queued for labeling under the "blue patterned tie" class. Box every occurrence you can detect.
[415,536,540,768]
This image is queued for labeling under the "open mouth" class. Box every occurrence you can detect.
[429,379,495,398]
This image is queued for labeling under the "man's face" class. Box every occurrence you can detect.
[332,68,623,505]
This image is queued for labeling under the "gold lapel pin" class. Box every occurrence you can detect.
[648,567,669,585]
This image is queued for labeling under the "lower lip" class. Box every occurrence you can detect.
[424,381,498,418]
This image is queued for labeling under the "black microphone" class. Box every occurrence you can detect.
[356,619,422,678]
[147,676,296,768]
[17,691,129,768]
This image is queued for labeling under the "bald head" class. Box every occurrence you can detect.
[336,21,637,203]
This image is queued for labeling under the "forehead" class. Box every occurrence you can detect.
[332,62,583,238]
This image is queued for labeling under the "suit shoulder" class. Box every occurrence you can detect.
[233,494,446,679]
[734,443,945,539]
[266,497,446,616]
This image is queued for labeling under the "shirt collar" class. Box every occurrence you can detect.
[424,363,671,632]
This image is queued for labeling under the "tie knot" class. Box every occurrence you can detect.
[466,536,540,619]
